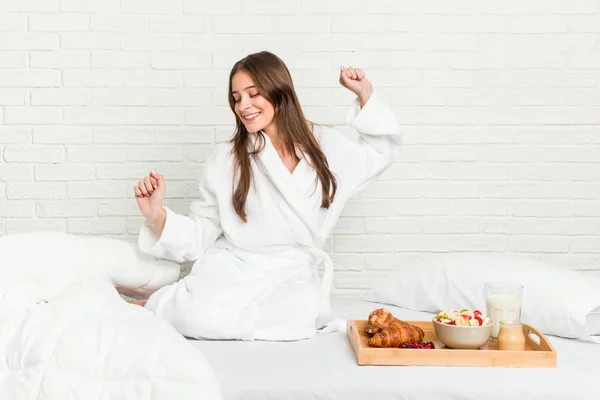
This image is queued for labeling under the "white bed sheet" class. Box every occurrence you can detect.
[192,299,599,400]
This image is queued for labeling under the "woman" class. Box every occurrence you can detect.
[133,51,401,341]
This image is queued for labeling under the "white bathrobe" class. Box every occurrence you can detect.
[139,92,401,341]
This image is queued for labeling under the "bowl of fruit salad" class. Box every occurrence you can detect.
[432,309,492,349]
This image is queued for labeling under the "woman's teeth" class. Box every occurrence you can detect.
[244,112,260,120]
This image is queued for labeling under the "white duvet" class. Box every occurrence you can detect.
[0,232,223,400]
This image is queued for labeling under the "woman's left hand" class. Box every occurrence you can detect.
[339,66,373,106]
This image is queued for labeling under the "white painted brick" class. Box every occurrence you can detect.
[63,70,125,87]
[365,218,421,234]
[0,34,58,50]
[35,165,94,181]
[0,90,27,105]
[422,0,479,14]
[567,89,600,106]
[212,52,245,69]
[332,218,364,235]
[0,14,27,31]
[273,16,329,33]
[512,128,571,145]
[30,51,90,69]
[215,127,234,143]
[61,33,120,50]
[6,219,66,234]
[68,218,127,235]
[573,201,600,217]
[121,35,182,52]
[127,217,146,235]
[7,183,65,200]
[422,217,480,234]
[0,165,31,181]
[538,34,597,52]
[0,0,58,12]
[451,200,509,216]
[89,15,147,32]
[92,128,153,144]
[185,107,235,126]
[446,236,508,252]
[37,200,96,217]
[60,0,118,13]
[332,15,390,33]
[188,145,217,162]
[567,15,600,32]
[451,164,509,181]
[359,0,419,14]
[121,0,182,14]
[335,235,394,253]
[67,146,127,163]
[543,147,600,163]
[91,52,149,69]
[448,53,505,70]
[0,200,35,217]
[481,183,541,199]
[4,146,64,163]
[331,51,397,69]
[98,200,140,216]
[149,16,207,33]
[424,182,480,199]
[185,70,230,88]
[0,70,61,87]
[241,0,301,15]
[481,0,541,14]
[541,183,600,200]
[153,165,203,180]
[542,254,600,271]
[184,0,241,15]
[342,199,395,217]
[64,107,184,126]
[483,146,542,163]
[211,16,273,34]
[511,201,571,217]
[34,127,92,144]
[29,14,89,32]
[483,218,599,236]
[537,107,599,125]
[508,52,566,69]
[509,236,570,253]
[568,53,600,69]
[544,0,597,13]
[94,88,206,106]
[124,70,183,88]
[540,72,597,88]
[150,53,212,70]
[68,182,127,199]
[0,128,30,144]
[97,165,153,180]
[356,182,424,199]
[331,253,365,271]
[510,165,600,182]
[362,33,420,51]
[186,35,242,52]
[126,146,187,162]
[302,106,346,125]
[508,16,568,33]
[295,88,330,106]
[0,52,28,69]
[571,237,600,253]
[390,199,449,216]
[4,107,63,125]
[421,146,479,162]
[31,89,90,106]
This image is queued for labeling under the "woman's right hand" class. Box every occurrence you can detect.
[134,171,166,225]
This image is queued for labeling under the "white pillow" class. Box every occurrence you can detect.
[365,253,600,343]
[0,231,180,301]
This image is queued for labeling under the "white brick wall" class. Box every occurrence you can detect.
[1,1,600,296]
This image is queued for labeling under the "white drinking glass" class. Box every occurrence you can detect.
[484,282,524,342]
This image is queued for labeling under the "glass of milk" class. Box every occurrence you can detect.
[484,282,524,342]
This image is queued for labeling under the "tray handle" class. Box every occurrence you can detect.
[523,324,553,352]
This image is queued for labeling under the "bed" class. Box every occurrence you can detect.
[194,298,600,400]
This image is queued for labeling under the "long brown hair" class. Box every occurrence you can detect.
[227,51,337,222]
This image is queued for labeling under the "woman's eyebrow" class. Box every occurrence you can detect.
[231,85,256,95]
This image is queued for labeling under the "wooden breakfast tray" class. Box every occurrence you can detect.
[347,320,557,368]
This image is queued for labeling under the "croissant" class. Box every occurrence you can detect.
[368,320,425,347]
[364,308,397,336]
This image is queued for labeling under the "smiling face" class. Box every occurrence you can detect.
[230,70,276,135]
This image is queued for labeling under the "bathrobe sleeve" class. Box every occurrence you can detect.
[340,91,402,197]
[138,150,223,263]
